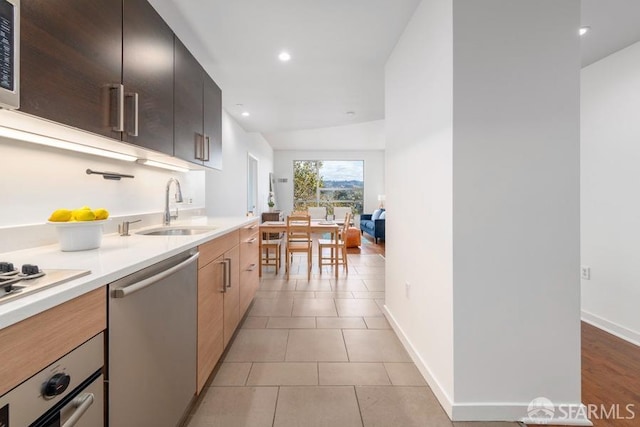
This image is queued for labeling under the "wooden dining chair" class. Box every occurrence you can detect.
[318,212,351,275]
[261,232,282,274]
[285,214,312,280]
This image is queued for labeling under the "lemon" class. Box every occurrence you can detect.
[80,205,92,210]
[72,209,96,221]
[93,208,109,220]
[48,209,73,222]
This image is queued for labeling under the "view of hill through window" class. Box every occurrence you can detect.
[293,160,364,215]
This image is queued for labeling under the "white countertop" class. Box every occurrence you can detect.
[0,216,259,329]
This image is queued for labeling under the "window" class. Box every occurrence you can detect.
[293,160,364,214]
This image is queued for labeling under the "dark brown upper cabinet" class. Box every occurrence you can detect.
[174,38,204,164]
[174,38,222,169]
[122,0,174,155]
[203,75,222,170]
[20,0,220,166]
[20,0,123,140]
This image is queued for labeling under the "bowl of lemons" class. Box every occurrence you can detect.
[48,206,110,251]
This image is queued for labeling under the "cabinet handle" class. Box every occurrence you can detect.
[246,237,257,244]
[204,135,211,162]
[194,133,204,160]
[248,224,257,230]
[111,84,125,132]
[220,259,227,293]
[225,258,232,288]
[247,263,257,271]
[126,92,139,137]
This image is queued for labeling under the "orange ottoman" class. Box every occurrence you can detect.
[345,227,361,248]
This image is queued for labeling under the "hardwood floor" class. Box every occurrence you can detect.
[580,322,640,427]
[543,322,640,427]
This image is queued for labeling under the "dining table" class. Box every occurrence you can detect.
[259,220,341,278]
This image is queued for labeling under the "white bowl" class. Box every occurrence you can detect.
[48,220,109,251]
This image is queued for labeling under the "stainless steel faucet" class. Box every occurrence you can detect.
[164,178,184,225]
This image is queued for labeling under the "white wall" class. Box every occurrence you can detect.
[273,150,384,216]
[0,110,272,252]
[386,0,582,422]
[385,0,455,412]
[205,110,274,216]
[451,0,581,419]
[581,40,640,344]
[264,120,385,151]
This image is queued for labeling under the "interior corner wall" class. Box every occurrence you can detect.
[384,0,455,413]
[205,110,274,216]
[451,0,581,420]
[272,150,385,216]
[581,40,640,344]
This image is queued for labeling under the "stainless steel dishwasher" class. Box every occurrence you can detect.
[108,250,198,427]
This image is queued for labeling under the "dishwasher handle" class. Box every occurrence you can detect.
[112,252,200,298]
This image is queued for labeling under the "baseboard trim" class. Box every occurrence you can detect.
[383,304,591,425]
[454,403,592,425]
[581,310,640,347]
[382,304,454,418]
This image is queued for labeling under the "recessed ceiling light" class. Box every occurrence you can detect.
[346,111,356,116]
[579,26,590,36]
[241,111,250,117]
[278,51,291,62]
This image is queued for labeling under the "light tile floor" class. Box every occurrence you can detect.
[187,253,520,427]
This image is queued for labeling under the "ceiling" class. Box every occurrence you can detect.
[148,0,640,146]
[148,0,421,136]
[580,0,640,67]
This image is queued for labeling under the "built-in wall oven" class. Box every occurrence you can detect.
[0,332,104,427]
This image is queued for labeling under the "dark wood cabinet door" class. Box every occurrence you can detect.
[203,75,223,170]
[20,0,122,139]
[122,0,174,155]
[174,37,204,164]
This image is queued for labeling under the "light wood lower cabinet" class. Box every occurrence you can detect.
[222,245,240,348]
[197,229,240,394]
[239,223,260,316]
[196,256,225,394]
[196,222,259,394]
[0,288,106,396]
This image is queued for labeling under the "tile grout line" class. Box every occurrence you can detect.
[271,386,281,427]
[353,385,366,427]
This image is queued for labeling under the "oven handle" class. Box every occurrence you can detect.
[61,393,94,427]
[112,253,200,298]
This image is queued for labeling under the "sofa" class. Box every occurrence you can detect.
[360,209,385,243]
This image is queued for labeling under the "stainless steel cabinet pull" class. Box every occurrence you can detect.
[248,224,257,230]
[204,135,211,161]
[225,258,232,288]
[126,92,139,136]
[246,237,257,244]
[111,84,125,132]
[194,133,204,160]
[62,393,94,427]
[221,259,228,293]
[112,253,199,298]
[247,263,257,271]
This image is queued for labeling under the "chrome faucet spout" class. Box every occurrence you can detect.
[164,178,184,225]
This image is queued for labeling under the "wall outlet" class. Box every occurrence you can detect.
[405,282,411,298]
[581,266,591,280]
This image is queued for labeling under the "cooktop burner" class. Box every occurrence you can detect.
[0,261,90,304]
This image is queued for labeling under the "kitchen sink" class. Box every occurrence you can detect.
[137,226,217,236]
